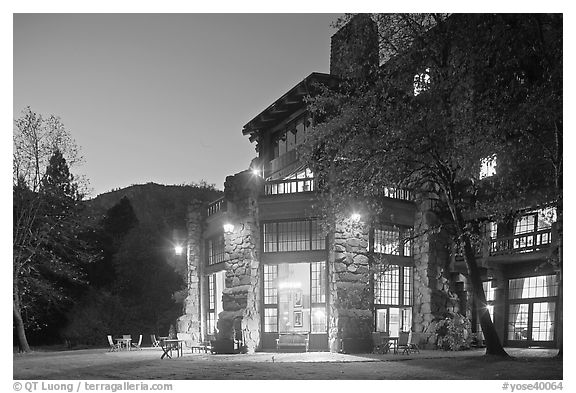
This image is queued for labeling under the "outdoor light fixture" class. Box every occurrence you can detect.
[251,167,262,177]
[223,223,234,234]
[174,245,184,256]
[350,213,361,222]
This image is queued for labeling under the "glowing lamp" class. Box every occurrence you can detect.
[223,223,234,233]
[350,213,361,222]
[174,245,184,256]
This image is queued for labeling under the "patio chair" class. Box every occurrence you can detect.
[408,331,420,353]
[107,335,120,352]
[150,334,160,348]
[131,334,143,350]
[396,331,411,355]
[371,331,390,354]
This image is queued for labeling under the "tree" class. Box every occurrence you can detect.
[302,14,561,357]
[13,108,94,352]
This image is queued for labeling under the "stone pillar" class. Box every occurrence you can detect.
[328,215,372,352]
[412,201,461,349]
[217,171,263,353]
[177,201,204,341]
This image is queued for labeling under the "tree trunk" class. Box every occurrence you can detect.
[450,202,509,357]
[461,235,508,357]
[13,284,31,353]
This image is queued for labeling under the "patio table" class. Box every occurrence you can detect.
[160,339,183,359]
[388,337,399,354]
[115,338,132,351]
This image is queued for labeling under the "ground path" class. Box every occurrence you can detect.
[14,347,561,380]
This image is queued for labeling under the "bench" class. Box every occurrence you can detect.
[177,332,209,354]
[276,333,309,352]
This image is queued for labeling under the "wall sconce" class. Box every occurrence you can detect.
[350,213,361,222]
[223,223,234,234]
[174,245,184,256]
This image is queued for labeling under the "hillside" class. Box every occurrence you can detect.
[83,182,222,229]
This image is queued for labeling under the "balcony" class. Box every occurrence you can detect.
[380,187,414,202]
[490,228,553,256]
[207,197,226,217]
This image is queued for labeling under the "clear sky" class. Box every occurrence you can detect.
[13,13,341,197]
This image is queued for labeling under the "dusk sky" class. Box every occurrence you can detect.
[13,13,341,197]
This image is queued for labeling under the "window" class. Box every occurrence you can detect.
[272,117,310,159]
[263,265,278,333]
[311,261,327,333]
[509,275,558,300]
[311,261,326,303]
[513,207,557,249]
[265,168,315,195]
[507,275,557,343]
[263,220,325,253]
[374,265,413,335]
[413,68,431,96]
[207,271,225,336]
[373,225,413,256]
[262,262,327,335]
[480,154,497,179]
[207,234,225,265]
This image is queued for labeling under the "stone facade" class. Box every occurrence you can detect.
[216,171,263,353]
[412,200,460,348]
[328,216,372,351]
[177,201,204,341]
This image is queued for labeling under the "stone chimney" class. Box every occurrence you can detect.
[330,14,379,79]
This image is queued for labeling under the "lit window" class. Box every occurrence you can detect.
[373,225,412,256]
[206,234,225,265]
[413,68,431,96]
[480,154,497,179]
[374,265,413,333]
[263,220,325,253]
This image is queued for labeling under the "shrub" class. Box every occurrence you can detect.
[434,312,472,351]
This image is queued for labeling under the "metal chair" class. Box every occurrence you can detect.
[397,331,411,354]
[131,334,143,350]
[371,331,390,354]
[107,335,120,352]
[150,334,160,348]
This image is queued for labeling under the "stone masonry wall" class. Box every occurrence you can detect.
[218,171,262,353]
[177,201,204,341]
[412,201,460,348]
[328,215,372,351]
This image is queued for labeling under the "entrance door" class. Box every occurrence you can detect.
[507,301,556,345]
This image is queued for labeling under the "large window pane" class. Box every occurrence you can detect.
[375,266,400,305]
[311,307,326,333]
[532,302,555,341]
[509,275,558,299]
[264,308,278,333]
[403,267,413,306]
[278,263,311,333]
[376,309,387,332]
[264,265,278,304]
[508,303,529,341]
[311,261,326,303]
[374,227,400,255]
[263,220,325,253]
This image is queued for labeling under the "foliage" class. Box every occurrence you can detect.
[13,147,97,350]
[301,13,561,356]
[434,312,473,351]
[13,106,86,194]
